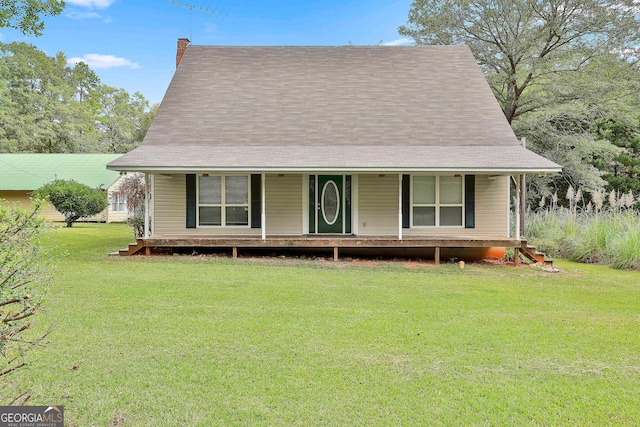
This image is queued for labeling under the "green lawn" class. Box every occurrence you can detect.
[7,223,640,426]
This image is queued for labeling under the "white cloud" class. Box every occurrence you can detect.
[68,54,140,70]
[66,11,112,22]
[66,11,101,19]
[66,0,115,9]
[383,38,414,46]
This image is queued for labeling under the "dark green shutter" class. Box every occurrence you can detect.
[465,175,475,229]
[345,175,352,234]
[186,174,197,228]
[251,174,261,228]
[308,175,316,233]
[402,174,410,228]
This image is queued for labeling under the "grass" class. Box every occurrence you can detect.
[5,223,640,426]
[525,199,640,271]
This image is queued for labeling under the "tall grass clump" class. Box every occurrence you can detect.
[525,187,640,270]
[608,215,640,270]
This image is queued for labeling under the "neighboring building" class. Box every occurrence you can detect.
[0,154,129,223]
[108,40,561,261]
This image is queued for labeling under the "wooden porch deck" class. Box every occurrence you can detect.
[121,235,529,265]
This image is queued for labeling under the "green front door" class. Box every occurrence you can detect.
[317,175,343,233]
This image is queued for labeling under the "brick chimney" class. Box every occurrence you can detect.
[176,38,190,68]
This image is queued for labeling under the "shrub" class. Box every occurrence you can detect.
[0,199,54,385]
[111,173,148,238]
[35,179,108,227]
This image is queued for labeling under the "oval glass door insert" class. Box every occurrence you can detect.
[321,180,340,225]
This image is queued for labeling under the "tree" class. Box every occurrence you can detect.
[399,1,640,205]
[112,173,148,237]
[595,119,640,194]
[0,42,91,153]
[0,199,54,384]
[512,55,640,201]
[0,42,156,154]
[70,61,100,104]
[95,87,156,153]
[35,179,108,227]
[399,0,640,124]
[0,0,65,37]
[513,101,623,200]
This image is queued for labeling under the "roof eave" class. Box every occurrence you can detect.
[107,165,562,174]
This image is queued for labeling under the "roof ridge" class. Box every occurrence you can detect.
[185,44,468,48]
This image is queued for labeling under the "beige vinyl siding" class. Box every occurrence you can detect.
[153,174,185,235]
[357,174,399,236]
[153,174,259,236]
[404,175,508,237]
[151,173,508,238]
[1,190,38,209]
[41,200,70,222]
[265,174,302,235]
[152,174,258,236]
[0,191,61,220]
[106,208,128,223]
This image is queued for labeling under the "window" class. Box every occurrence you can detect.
[412,175,463,227]
[198,175,249,226]
[110,193,125,213]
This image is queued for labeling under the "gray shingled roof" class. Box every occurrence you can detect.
[108,45,560,173]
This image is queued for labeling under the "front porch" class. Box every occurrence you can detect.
[119,235,545,265]
[117,171,552,265]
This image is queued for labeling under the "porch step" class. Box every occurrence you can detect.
[119,239,145,256]
[520,240,553,266]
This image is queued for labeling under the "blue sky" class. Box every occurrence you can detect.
[0,0,414,105]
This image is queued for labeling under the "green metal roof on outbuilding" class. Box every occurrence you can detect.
[0,154,122,191]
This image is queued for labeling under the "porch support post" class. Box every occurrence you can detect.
[519,138,527,238]
[515,174,521,240]
[507,176,511,238]
[519,173,526,238]
[144,173,149,240]
[398,174,403,240]
[434,247,440,265]
[261,173,266,241]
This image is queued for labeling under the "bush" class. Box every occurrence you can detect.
[0,199,54,385]
[112,173,148,238]
[35,179,108,227]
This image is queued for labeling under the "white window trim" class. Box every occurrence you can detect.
[410,174,465,228]
[110,193,126,213]
[197,174,251,228]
